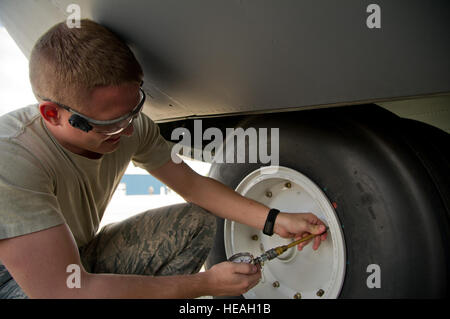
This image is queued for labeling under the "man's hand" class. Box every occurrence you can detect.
[274,213,328,251]
[203,261,261,296]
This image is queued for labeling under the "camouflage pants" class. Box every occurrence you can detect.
[0,202,216,298]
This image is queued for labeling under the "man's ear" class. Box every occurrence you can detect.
[39,102,62,126]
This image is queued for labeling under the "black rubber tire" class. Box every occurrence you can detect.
[205,104,449,298]
[395,118,450,295]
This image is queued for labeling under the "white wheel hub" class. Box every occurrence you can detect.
[224,166,346,299]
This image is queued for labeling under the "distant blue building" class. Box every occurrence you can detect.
[120,174,167,195]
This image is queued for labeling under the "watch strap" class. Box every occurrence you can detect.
[263,208,280,236]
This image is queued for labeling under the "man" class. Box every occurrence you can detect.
[0,19,327,298]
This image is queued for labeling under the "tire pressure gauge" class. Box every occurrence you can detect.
[228,252,255,264]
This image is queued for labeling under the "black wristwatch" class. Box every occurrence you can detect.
[263,208,280,236]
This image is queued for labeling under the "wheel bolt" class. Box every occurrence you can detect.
[265,191,272,198]
[293,292,302,299]
[272,281,280,288]
[251,234,259,241]
[316,289,324,297]
[285,182,291,188]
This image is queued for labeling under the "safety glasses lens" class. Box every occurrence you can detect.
[93,117,134,135]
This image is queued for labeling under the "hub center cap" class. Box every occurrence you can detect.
[224,166,346,299]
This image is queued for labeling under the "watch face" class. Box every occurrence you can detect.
[228,252,254,264]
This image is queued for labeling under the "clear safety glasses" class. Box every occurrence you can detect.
[39,88,146,136]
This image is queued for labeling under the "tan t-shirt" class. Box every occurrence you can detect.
[0,105,172,247]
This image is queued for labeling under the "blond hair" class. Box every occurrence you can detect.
[29,19,143,109]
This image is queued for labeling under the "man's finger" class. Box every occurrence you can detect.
[232,262,258,275]
[249,273,262,289]
[297,233,312,250]
[309,223,326,234]
[297,225,328,250]
[313,236,321,250]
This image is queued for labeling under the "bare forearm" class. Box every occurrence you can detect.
[186,176,270,230]
[149,160,271,231]
[70,271,211,299]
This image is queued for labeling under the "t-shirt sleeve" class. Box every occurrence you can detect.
[131,113,172,171]
[0,140,64,240]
